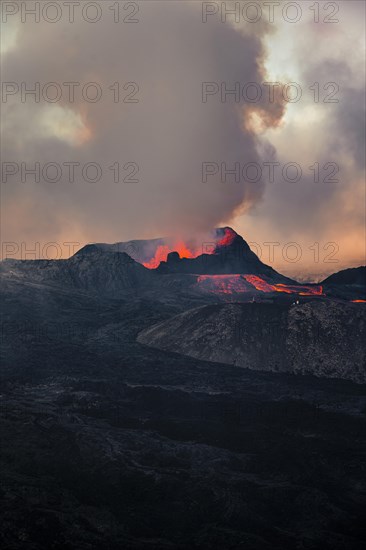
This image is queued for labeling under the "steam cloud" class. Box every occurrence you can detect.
[1,2,285,250]
[1,1,365,275]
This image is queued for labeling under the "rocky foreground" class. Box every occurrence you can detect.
[138,301,366,384]
[1,231,365,548]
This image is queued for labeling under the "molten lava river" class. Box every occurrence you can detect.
[195,274,323,296]
[243,275,323,296]
[142,230,323,297]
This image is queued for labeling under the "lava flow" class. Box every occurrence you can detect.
[196,274,253,295]
[352,299,366,303]
[216,227,236,247]
[195,274,324,296]
[243,275,323,296]
[243,275,277,293]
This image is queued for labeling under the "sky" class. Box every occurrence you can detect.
[1,0,365,280]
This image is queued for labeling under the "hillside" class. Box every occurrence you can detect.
[138,301,366,383]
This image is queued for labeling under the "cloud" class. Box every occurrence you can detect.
[235,1,365,274]
[1,1,285,251]
[1,0,364,278]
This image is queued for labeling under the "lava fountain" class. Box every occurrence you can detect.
[143,227,236,269]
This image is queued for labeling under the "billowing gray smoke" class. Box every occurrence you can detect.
[1,1,285,251]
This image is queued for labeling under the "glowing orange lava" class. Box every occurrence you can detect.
[277,283,324,296]
[243,275,323,295]
[143,245,170,269]
[196,274,253,295]
[352,299,366,303]
[143,241,202,269]
[143,228,237,269]
[216,227,237,247]
[195,274,324,296]
[243,275,278,292]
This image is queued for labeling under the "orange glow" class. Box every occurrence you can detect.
[243,274,279,292]
[244,275,323,296]
[216,227,236,247]
[352,299,366,303]
[143,241,202,269]
[143,245,171,269]
[75,122,92,145]
[195,274,324,296]
[196,274,252,295]
[277,283,323,296]
[143,228,237,269]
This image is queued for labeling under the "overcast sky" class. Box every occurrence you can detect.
[1,1,365,279]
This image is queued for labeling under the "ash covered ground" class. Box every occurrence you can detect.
[1,230,366,549]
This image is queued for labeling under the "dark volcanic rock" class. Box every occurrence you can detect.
[157,227,294,282]
[1,258,366,549]
[1,248,155,296]
[167,251,180,263]
[77,237,166,265]
[138,301,366,383]
[322,266,366,301]
[322,266,366,286]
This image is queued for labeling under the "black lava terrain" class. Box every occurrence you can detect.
[1,233,365,549]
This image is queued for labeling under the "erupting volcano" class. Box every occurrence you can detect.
[133,227,325,298]
[63,227,339,300]
[142,227,237,269]
[143,241,203,269]
[124,227,325,298]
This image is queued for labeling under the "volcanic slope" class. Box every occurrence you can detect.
[138,301,366,383]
